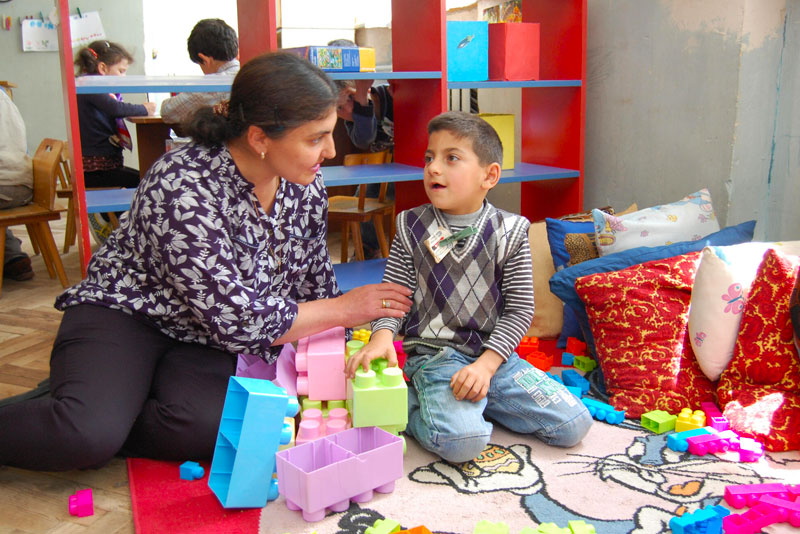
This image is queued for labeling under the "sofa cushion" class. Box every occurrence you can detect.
[564,233,599,266]
[689,242,800,382]
[574,252,716,418]
[527,220,562,338]
[792,268,800,351]
[549,220,757,360]
[592,189,720,257]
[717,248,800,452]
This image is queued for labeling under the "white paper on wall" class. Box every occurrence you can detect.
[21,11,105,52]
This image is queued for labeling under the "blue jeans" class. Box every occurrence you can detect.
[404,347,593,463]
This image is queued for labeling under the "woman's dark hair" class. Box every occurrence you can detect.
[188,18,238,64]
[74,40,135,75]
[187,52,339,146]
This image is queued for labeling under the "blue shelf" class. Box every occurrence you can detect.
[85,188,136,212]
[448,80,582,89]
[497,162,580,183]
[327,71,441,80]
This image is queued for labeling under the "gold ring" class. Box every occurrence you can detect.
[382,299,390,309]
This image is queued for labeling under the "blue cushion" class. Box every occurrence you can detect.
[545,218,594,348]
[549,220,757,359]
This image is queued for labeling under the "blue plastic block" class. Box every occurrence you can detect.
[547,372,564,384]
[561,352,575,366]
[208,376,299,508]
[447,21,489,82]
[669,505,729,534]
[582,397,625,424]
[666,427,714,453]
[561,369,590,394]
[179,461,204,480]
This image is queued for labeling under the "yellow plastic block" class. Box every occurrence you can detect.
[478,113,514,170]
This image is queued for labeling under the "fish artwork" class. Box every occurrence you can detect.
[457,34,475,48]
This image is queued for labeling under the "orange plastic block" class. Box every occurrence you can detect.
[526,351,553,371]
[517,336,540,357]
[565,337,586,355]
[399,527,433,534]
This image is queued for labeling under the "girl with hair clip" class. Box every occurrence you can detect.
[0,52,412,472]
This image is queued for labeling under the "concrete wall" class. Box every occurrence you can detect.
[585,0,796,240]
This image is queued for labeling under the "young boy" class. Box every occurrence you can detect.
[345,111,593,463]
[160,18,240,125]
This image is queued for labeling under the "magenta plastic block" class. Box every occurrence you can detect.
[700,401,729,431]
[296,327,346,401]
[724,483,791,509]
[296,407,350,445]
[276,426,404,522]
[687,429,740,456]
[737,438,764,462]
[760,494,800,527]
[68,488,94,517]
[667,427,714,452]
[722,502,784,534]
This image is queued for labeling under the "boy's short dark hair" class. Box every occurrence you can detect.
[188,19,238,64]
[427,111,503,167]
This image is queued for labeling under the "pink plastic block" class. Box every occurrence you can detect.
[295,407,350,445]
[296,327,346,401]
[737,438,764,462]
[700,401,729,431]
[760,494,800,527]
[68,488,93,517]
[724,483,791,509]
[392,340,408,371]
[275,426,404,522]
[722,502,784,534]
[687,429,739,456]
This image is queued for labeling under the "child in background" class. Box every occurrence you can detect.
[346,111,592,463]
[74,40,155,242]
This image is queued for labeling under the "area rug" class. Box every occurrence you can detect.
[129,392,800,534]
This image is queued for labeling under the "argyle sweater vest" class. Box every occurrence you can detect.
[375,202,533,359]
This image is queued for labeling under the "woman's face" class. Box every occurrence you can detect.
[264,109,337,185]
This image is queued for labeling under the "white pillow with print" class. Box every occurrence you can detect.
[592,189,720,257]
[689,241,800,382]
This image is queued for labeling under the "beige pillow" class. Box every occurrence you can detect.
[527,221,562,338]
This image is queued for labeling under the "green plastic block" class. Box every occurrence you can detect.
[573,355,597,372]
[641,409,677,433]
[366,518,402,534]
[519,528,539,534]
[535,523,569,534]
[568,520,596,534]
[347,361,407,433]
[473,520,510,534]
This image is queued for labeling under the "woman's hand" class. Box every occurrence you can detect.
[334,282,412,327]
[345,329,396,378]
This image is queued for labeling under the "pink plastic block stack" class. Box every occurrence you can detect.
[737,437,764,462]
[760,494,800,527]
[296,326,346,401]
[296,407,351,445]
[687,429,740,456]
[724,483,792,509]
[700,401,729,431]
[68,488,94,517]
[275,426,404,522]
[723,502,784,533]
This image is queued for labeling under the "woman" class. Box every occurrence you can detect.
[0,52,412,471]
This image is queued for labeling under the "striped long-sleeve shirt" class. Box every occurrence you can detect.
[372,201,535,360]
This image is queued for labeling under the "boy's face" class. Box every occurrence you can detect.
[423,130,500,215]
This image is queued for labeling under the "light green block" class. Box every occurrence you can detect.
[365,518,402,534]
[573,355,597,372]
[347,361,407,432]
[473,520,510,534]
[535,523,569,534]
[568,520,597,534]
[641,410,677,434]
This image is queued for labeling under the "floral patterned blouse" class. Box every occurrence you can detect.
[56,142,341,362]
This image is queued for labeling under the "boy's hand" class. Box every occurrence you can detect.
[450,350,504,402]
[345,329,396,379]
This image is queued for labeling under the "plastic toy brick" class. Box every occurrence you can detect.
[392,340,408,370]
[347,361,408,434]
[687,429,740,456]
[179,460,205,480]
[300,398,346,418]
[68,488,93,517]
[296,326,347,401]
[353,328,372,344]
[472,520,510,534]
[561,369,590,395]
[573,355,597,373]
[567,521,596,534]
[560,352,575,366]
[208,377,299,508]
[700,401,729,432]
[398,527,433,534]
[675,408,706,432]
[517,336,540,357]
[723,501,784,534]
[526,351,553,372]
[724,483,792,509]
[737,438,764,463]
[666,427,714,452]
[296,407,350,445]
[279,416,296,451]
[669,505,729,534]
[641,410,677,433]
[760,494,800,527]
[565,337,586,355]
[581,397,625,424]
[534,523,569,533]
[275,426,404,522]
[365,518,402,534]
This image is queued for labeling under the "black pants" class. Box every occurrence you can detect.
[84,167,140,189]
[0,304,236,471]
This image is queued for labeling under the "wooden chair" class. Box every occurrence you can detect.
[328,150,395,263]
[55,142,77,253]
[0,138,69,296]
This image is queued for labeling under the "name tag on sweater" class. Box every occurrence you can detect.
[425,227,454,263]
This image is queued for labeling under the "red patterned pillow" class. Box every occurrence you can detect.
[574,252,716,418]
[717,248,800,451]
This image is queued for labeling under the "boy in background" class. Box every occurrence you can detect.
[346,111,592,463]
[160,18,240,125]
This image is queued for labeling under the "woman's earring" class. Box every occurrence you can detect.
[260,152,266,160]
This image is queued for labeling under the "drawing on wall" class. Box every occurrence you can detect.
[21,11,105,52]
